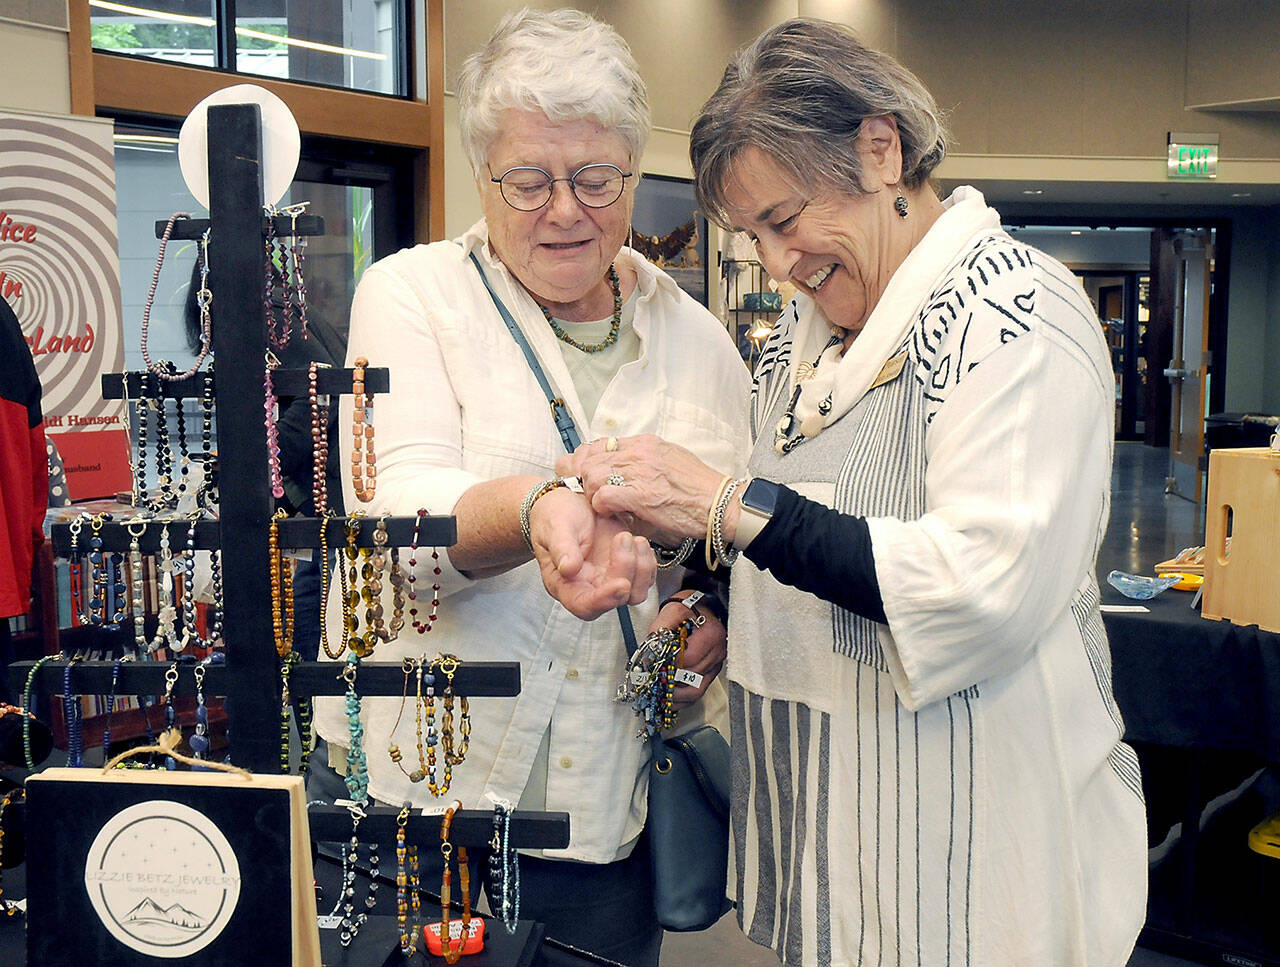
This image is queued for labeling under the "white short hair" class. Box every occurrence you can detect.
[456,7,651,174]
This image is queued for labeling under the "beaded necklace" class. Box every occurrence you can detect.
[140,214,212,380]
[538,264,622,353]
[308,362,329,514]
[22,654,60,769]
[395,803,415,954]
[319,511,343,659]
[338,804,368,947]
[63,656,85,767]
[264,352,285,499]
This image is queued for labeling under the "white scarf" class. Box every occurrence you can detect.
[782,186,1003,447]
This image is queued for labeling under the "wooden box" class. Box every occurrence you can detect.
[1203,447,1280,632]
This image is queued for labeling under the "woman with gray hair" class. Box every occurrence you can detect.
[311,8,748,964]
[554,18,1146,966]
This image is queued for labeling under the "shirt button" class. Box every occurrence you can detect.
[604,418,617,429]
[560,756,573,769]
[566,668,579,680]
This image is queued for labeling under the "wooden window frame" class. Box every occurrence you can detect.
[68,0,444,240]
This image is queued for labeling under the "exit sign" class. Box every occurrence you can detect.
[1167,132,1218,180]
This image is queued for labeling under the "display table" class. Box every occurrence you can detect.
[1102,582,1280,965]
[1102,583,1280,758]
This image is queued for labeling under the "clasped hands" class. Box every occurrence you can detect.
[526,434,727,707]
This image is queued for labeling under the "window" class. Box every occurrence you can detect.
[89,0,408,96]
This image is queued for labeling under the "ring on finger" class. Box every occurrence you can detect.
[607,472,627,487]
[604,436,619,452]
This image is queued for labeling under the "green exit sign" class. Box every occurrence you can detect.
[1167,132,1218,180]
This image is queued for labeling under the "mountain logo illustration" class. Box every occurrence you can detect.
[122,897,206,929]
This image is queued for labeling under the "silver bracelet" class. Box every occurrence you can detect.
[711,478,745,569]
[519,475,583,550]
[653,537,697,569]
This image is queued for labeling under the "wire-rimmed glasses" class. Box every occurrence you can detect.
[490,163,632,212]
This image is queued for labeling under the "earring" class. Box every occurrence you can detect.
[894,185,909,219]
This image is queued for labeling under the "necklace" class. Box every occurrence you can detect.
[773,332,843,455]
[538,264,622,353]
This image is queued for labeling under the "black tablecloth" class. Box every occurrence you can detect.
[1102,582,1280,759]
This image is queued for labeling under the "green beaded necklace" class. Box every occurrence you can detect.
[539,264,622,353]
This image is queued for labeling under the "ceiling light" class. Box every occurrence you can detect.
[1231,192,1252,198]
[1021,188,1044,195]
[1070,230,1082,235]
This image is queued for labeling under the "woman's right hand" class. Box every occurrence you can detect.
[528,485,657,620]
[557,434,725,546]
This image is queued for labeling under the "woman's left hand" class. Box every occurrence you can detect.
[557,434,724,545]
[528,485,658,620]
[649,596,727,710]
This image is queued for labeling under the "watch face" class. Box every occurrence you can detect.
[741,479,779,516]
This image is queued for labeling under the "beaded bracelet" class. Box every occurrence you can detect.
[338,804,368,947]
[63,656,85,768]
[438,802,471,964]
[408,509,442,635]
[22,653,61,769]
[396,803,414,954]
[308,362,330,514]
[318,511,342,659]
[341,651,370,803]
[490,800,520,934]
[705,476,744,571]
[351,357,376,502]
[519,475,583,550]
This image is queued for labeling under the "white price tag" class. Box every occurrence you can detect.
[317,915,342,930]
[673,668,704,688]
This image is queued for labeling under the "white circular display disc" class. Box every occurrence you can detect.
[178,83,301,209]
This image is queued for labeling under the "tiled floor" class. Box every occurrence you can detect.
[661,442,1205,967]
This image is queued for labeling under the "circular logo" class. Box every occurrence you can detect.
[83,800,241,958]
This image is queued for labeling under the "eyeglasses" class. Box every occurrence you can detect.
[489,163,633,212]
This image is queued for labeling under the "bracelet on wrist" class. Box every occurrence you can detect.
[518,475,583,551]
[653,537,696,569]
[706,477,745,570]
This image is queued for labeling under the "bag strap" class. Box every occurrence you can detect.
[468,250,638,654]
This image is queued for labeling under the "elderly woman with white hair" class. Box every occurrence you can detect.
[311,7,748,964]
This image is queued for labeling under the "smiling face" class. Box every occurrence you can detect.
[723,145,909,342]
[479,110,635,320]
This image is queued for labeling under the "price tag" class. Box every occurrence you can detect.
[317,915,341,930]
[673,668,704,688]
[423,917,486,957]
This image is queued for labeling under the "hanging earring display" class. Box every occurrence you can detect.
[351,357,376,502]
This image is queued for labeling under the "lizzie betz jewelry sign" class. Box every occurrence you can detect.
[84,800,241,958]
[25,769,320,965]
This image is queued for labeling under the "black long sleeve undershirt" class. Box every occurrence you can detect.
[742,484,887,624]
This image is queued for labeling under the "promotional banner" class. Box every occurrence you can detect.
[0,108,129,499]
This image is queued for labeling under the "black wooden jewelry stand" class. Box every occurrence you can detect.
[9,103,570,861]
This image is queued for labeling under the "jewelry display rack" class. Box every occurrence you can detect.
[8,104,570,860]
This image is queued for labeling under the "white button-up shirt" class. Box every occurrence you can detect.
[313,221,750,862]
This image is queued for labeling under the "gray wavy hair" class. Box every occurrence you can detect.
[456,7,651,174]
[690,18,948,227]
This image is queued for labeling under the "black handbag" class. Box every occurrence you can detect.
[646,724,733,931]
[471,251,732,930]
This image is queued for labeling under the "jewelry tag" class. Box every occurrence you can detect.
[317,915,342,930]
[423,917,486,957]
[870,351,908,390]
[561,475,584,493]
[333,798,357,808]
[673,668,704,688]
[420,804,447,816]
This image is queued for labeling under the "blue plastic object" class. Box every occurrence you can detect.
[1107,570,1181,600]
